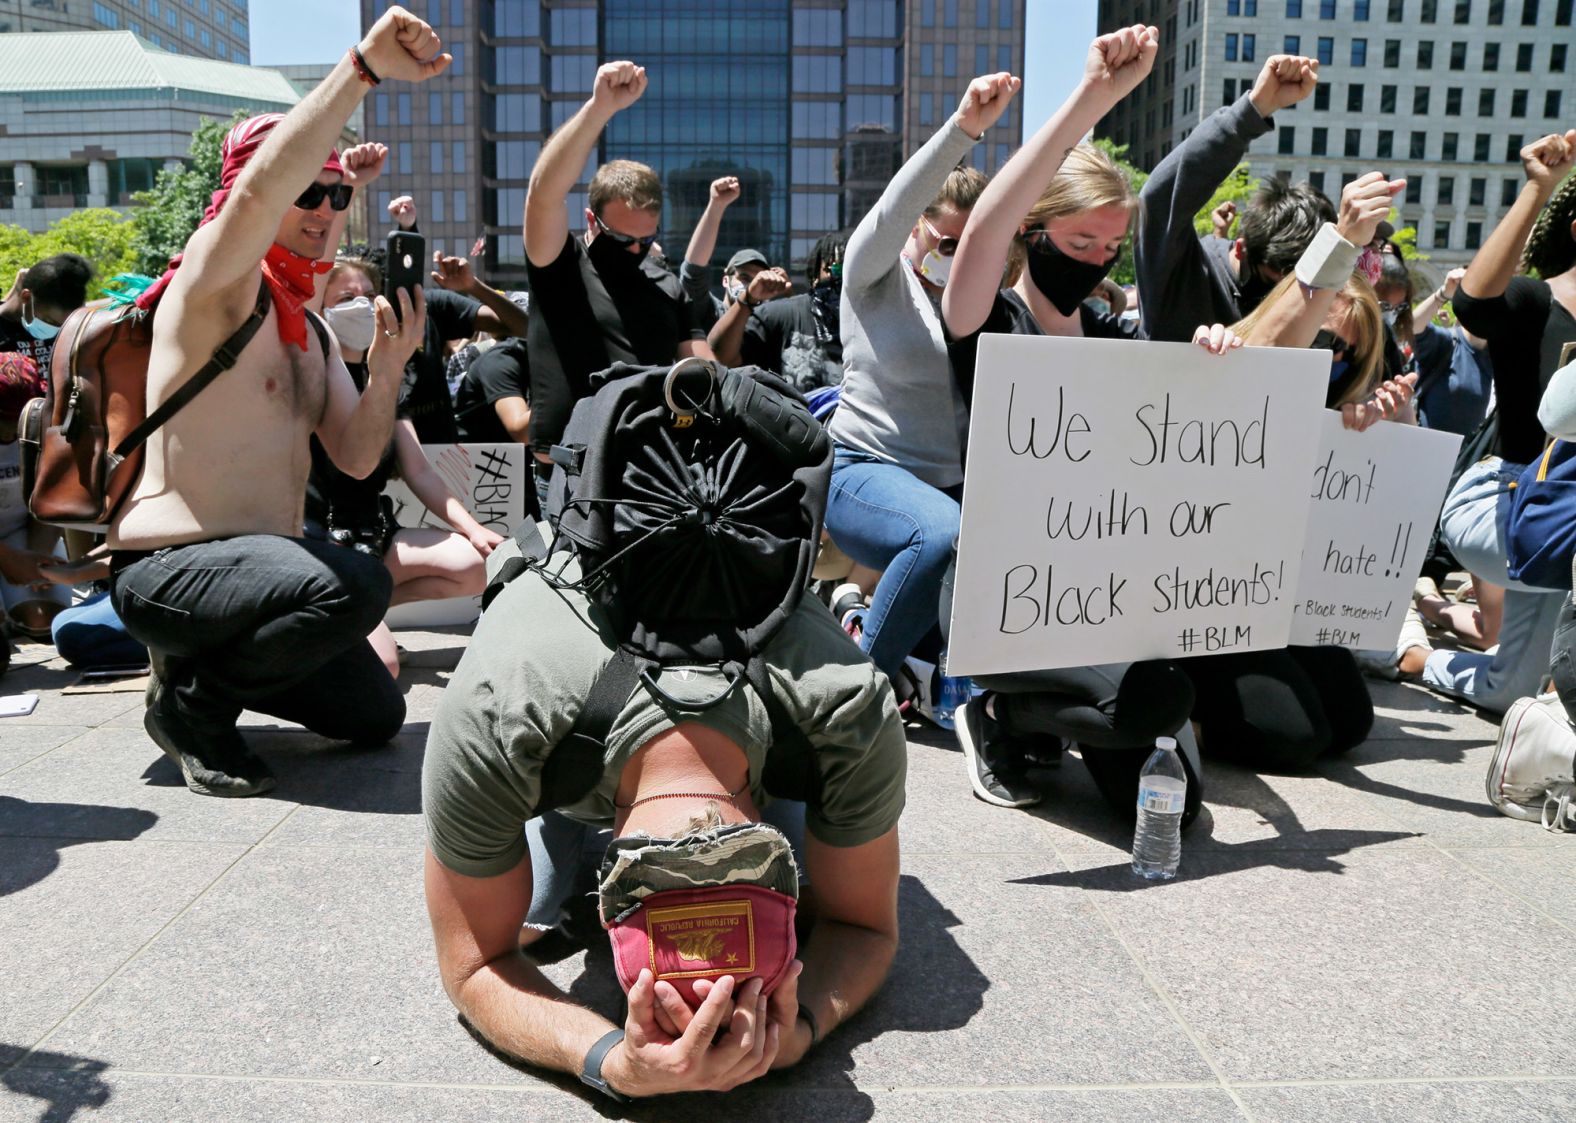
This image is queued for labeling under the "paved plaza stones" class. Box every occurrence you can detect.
[3,631,1575,1122]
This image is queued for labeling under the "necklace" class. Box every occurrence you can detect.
[616,780,748,811]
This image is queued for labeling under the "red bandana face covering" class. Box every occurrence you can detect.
[137,112,343,352]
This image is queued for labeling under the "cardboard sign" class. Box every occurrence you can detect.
[948,335,1328,676]
[383,443,528,627]
[1289,415,1461,650]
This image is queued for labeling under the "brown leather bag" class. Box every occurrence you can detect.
[20,281,272,532]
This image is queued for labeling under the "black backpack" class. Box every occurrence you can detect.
[486,357,833,813]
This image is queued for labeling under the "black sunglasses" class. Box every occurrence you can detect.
[294,181,354,212]
[592,213,660,250]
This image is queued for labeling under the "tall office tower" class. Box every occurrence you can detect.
[1097,0,1576,264]
[0,0,250,61]
[365,0,1026,290]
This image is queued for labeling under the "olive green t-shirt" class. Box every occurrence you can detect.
[422,565,907,880]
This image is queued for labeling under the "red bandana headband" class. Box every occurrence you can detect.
[138,113,343,351]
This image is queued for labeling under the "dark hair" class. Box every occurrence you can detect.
[807,229,849,287]
[1239,180,1337,275]
[22,253,92,310]
[1376,250,1415,341]
[1523,174,1576,279]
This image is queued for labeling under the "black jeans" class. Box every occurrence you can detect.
[1180,646,1373,771]
[110,535,404,744]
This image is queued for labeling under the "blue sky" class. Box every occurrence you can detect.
[248,0,1098,144]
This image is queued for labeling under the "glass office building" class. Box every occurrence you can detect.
[366,0,1024,289]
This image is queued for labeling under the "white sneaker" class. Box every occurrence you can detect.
[1488,693,1576,831]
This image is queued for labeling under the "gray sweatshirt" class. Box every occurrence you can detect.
[829,116,978,489]
[1135,94,1273,343]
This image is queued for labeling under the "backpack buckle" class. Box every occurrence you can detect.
[550,443,585,474]
[664,356,717,424]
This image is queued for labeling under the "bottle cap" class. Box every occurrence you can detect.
[1155,736,1178,750]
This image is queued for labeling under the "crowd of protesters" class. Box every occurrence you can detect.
[3,4,1574,1102]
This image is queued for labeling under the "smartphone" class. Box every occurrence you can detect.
[0,694,39,717]
[79,664,151,682]
[385,230,426,321]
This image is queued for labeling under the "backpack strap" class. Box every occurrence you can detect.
[537,647,643,814]
[306,307,331,362]
[113,280,272,460]
[481,519,550,611]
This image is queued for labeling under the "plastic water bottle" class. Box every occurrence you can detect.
[931,650,973,731]
[1132,737,1187,880]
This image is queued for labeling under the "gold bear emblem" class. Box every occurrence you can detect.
[670,930,726,962]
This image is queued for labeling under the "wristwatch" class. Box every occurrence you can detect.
[580,1028,630,1103]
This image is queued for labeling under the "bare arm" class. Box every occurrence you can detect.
[1410,266,1463,328]
[493,396,531,443]
[707,268,792,366]
[685,177,740,267]
[316,288,423,478]
[944,31,1152,339]
[771,829,900,1068]
[525,61,647,267]
[392,420,500,545]
[174,9,447,320]
[1463,131,1576,301]
[431,253,528,338]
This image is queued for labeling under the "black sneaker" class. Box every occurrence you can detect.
[144,690,275,798]
[956,695,1042,808]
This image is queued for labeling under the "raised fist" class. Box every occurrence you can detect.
[590,61,647,116]
[358,6,451,84]
[1082,24,1160,105]
[1248,54,1318,118]
[956,72,1021,138]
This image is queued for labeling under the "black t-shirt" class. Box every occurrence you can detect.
[525,233,701,453]
[398,288,480,443]
[741,292,843,392]
[454,337,529,444]
[1454,276,1576,465]
[947,288,1141,402]
[0,315,59,371]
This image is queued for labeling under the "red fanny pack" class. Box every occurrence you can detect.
[606,884,797,1008]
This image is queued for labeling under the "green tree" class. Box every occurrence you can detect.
[0,209,138,301]
[1093,137,1148,286]
[1192,163,1260,239]
[129,110,245,275]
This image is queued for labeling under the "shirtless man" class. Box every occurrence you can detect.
[107,7,451,797]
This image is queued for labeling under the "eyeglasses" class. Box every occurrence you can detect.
[920,216,959,258]
[293,181,354,212]
[1379,300,1412,315]
[592,213,660,251]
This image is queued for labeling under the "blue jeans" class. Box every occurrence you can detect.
[52,591,146,668]
[1422,457,1568,714]
[522,801,809,929]
[823,447,961,681]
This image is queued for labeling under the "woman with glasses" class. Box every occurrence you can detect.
[822,70,1021,699]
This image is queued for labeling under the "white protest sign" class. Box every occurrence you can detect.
[948,336,1328,676]
[1289,415,1461,650]
[383,443,528,627]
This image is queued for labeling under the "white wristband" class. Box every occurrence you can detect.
[1294,223,1362,290]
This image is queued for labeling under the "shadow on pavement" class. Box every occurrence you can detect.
[136,721,430,817]
[0,1046,113,1123]
[0,796,158,897]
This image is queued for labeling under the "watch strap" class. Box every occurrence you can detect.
[579,1028,630,1103]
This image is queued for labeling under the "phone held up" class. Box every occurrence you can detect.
[385,230,425,322]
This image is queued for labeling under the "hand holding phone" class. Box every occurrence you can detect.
[385,231,426,321]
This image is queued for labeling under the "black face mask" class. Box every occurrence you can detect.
[810,275,842,346]
[587,230,650,281]
[1024,232,1118,317]
[1310,329,1352,384]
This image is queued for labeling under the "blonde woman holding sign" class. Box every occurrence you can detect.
[939,26,1239,815]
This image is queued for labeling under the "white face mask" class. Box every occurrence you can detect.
[325,295,376,353]
[904,247,952,288]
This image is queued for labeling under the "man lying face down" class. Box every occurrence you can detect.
[421,552,907,1099]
